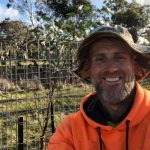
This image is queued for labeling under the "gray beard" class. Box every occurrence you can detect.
[95,80,135,105]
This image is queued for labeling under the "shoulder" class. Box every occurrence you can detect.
[143,87,150,103]
[50,111,83,140]
[55,111,82,127]
[62,111,85,127]
[143,87,150,93]
[55,110,87,135]
[138,110,150,136]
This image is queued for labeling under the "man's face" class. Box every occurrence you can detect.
[89,39,135,104]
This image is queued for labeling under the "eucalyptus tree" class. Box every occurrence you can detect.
[100,0,150,43]
[7,0,101,64]
[0,20,29,62]
[40,0,91,19]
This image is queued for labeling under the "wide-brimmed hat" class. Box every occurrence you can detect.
[74,25,150,83]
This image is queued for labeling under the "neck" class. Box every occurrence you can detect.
[99,87,136,123]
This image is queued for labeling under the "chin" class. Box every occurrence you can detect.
[95,80,135,104]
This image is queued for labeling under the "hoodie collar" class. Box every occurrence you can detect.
[80,82,150,130]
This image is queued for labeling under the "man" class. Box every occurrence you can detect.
[47,25,150,150]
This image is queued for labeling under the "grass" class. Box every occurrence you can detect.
[0,83,93,149]
[140,78,150,90]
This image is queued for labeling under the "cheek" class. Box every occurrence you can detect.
[122,62,135,79]
[90,64,103,79]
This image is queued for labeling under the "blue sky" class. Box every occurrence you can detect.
[0,0,149,23]
[92,0,103,8]
[0,0,21,21]
[0,0,103,23]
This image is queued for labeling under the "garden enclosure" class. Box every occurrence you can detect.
[0,37,150,150]
[0,37,94,150]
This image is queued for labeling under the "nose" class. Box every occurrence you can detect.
[105,60,118,72]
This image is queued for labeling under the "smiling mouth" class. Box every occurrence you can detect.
[103,77,122,82]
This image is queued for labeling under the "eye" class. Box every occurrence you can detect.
[116,55,126,61]
[94,57,105,62]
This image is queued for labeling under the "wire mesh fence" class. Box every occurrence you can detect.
[0,38,149,150]
[0,39,94,150]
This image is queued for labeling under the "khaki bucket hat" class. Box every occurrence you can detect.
[74,25,150,83]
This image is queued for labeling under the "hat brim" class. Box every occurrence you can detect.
[74,32,150,83]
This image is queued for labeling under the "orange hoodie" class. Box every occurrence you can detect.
[47,83,150,150]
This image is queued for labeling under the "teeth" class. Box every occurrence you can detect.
[105,78,120,82]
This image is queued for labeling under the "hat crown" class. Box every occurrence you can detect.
[92,25,134,43]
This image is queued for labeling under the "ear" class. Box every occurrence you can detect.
[134,61,149,81]
[79,59,91,79]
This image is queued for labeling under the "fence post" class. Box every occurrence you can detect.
[18,117,24,150]
[50,101,55,133]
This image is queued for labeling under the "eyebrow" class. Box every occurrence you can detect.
[91,51,130,58]
[114,52,128,55]
[92,53,105,58]
[92,51,126,55]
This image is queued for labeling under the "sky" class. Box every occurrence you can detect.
[0,0,21,21]
[0,0,150,23]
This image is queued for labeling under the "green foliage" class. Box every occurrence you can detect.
[39,0,91,19]
[0,20,28,44]
[100,0,150,42]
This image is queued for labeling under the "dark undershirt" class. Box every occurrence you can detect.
[83,87,136,126]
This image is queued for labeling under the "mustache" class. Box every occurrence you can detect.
[102,71,124,78]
